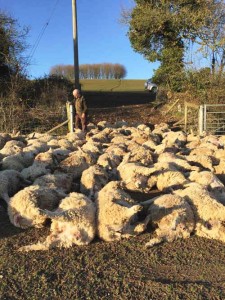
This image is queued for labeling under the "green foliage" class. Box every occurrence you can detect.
[0,10,29,94]
[24,75,74,106]
[124,0,223,92]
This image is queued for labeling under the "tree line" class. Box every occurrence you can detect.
[50,63,127,80]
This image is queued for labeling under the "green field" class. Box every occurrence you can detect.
[80,79,146,92]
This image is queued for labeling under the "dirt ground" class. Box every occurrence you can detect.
[0,202,225,300]
[0,98,225,299]
[89,103,163,126]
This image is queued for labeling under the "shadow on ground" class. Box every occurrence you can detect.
[85,91,156,108]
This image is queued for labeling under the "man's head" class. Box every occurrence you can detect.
[73,89,81,98]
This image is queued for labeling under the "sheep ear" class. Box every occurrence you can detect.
[48,147,53,153]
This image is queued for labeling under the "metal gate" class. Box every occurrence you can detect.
[199,104,225,135]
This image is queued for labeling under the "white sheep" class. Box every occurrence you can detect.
[186,154,214,172]
[142,194,195,247]
[188,170,225,206]
[117,162,157,192]
[33,173,73,193]
[57,150,90,179]
[154,168,188,192]
[8,185,66,229]
[157,152,199,172]
[80,165,109,200]
[123,144,154,166]
[0,140,25,157]
[19,192,96,251]
[0,133,11,149]
[1,151,35,171]
[162,130,187,147]
[21,149,59,181]
[175,183,225,244]
[0,170,30,203]
[96,181,145,242]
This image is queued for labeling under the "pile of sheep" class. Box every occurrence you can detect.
[1,120,225,251]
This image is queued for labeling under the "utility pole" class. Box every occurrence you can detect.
[72,0,80,89]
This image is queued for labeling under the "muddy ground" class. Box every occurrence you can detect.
[0,96,225,299]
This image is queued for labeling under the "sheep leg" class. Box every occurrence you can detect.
[139,197,157,206]
[145,237,164,248]
[1,192,10,204]
[18,241,50,252]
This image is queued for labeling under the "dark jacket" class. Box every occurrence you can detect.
[75,96,87,115]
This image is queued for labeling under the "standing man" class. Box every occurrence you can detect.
[73,89,87,131]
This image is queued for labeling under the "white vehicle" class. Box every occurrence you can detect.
[144,79,158,93]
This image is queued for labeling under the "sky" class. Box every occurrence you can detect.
[0,0,160,79]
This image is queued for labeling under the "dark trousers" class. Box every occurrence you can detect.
[75,113,87,131]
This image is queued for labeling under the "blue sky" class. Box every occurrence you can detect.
[0,0,160,79]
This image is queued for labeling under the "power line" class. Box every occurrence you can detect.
[28,0,60,63]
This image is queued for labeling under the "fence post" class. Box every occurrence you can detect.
[184,102,187,132]
[204,104,207,133]
[199,105,204,135]
[66,102,74,133]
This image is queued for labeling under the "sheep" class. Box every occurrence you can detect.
[105,143,127,157]
[117,162,157,193]
[186,133,200,143]
[188,171,225,205]
[24,140,50,154]
[175,183,225,243]
[214,159,225,185]
[151,123,170,136]
[0,170,31,203]
[0,151,36,171]
[96,181,146,242]
[142,194,195,247]
[189,147,215,157]
[214,149,225,160]
[162,130,187,147]
[19,192,96,251]
[157,152,199,172]
[189,170,224,190]
[142,139,158,151]
[0,133,11,149]
[153,142,180,155]
[110,134,131,145]
[0,140,25,157]
[186,154,214,172]
[201,135,222,148]
[66,130,86,142]
[97,120,113,130]
[57,150,90,179]
[81,141,103,156]
[80,165,109,200]
[50,147,71,162]
[154,169,188,192]
[136,124,152,135]
[114,120,128,128]
[26,132,53,143]
[130,132,150,145]
[21,149,59,181]
[97,152,121,180]
[88,127,113,144]
[8,185,66,229]
[33,173,73,193]
[21,164,51,182]
[123,144,154,167]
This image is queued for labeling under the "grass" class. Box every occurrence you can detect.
[80,79,146,92]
